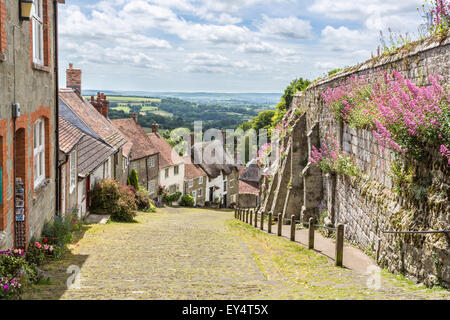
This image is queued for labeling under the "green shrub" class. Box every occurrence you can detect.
[0,250,41,300]
[162,192,182,206]
[25,243,46,267]
[128,169,139,190]
[91,179,137,222]
[135,187,152,212]
[180,194,195,207]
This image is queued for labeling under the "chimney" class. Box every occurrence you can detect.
[66,63,82,95]
[130,113,139,124]
[152,123,159,133]
[90,92,109,119]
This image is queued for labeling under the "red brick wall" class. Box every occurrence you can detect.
[0,0,6,56]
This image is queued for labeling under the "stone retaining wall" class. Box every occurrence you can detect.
[266,33,450,287]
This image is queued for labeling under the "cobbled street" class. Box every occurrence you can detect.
[24,208,450,300]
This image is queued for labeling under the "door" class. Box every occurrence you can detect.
[209,187,214,202]
[86,175,91,211]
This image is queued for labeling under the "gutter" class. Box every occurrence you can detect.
[54,0,60,215]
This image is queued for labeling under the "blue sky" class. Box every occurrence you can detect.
[58,0,427,93]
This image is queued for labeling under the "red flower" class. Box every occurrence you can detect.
[52,238,55,241]
[43,238,48,243]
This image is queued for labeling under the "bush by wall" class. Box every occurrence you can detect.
[180,194,195,207]
[91,179,137,222]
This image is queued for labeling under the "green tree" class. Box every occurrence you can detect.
[128,169,139,190]
[252,110,275,131]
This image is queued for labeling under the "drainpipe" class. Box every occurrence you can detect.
[53,0,60,215]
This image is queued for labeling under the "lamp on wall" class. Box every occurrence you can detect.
[20,0,34,21]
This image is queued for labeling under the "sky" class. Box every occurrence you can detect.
[58,0,429,93]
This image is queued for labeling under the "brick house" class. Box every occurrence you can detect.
[183,156,207,206]
[58,65,129,216]
[111,117,160,199]
[0,0,64,250]
[147,125,185,200]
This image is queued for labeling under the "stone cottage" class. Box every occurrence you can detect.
[0,0,64,250]
[58,116,116,218]
[59,65,129,216]
[111,117,160,199]
[183,155,207,206]
[147,124,185,199]
[238,160,260,208]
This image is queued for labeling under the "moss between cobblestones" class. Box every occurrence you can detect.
[22,209,450,300]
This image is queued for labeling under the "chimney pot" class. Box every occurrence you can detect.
[66,64,82,95]
[152,123,159,133]
[130,113,138,123]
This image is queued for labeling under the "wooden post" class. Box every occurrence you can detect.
[234,208,237,219]
[239,209,242,221]
[290,215,296,242]
[260,211,265,230]
[246,209,249,224]
[254,211,258,228]
[277,213,282,236]
[335,224,344,267]
[268,212,272,234]
[308,218,315,250]
[250,209,253,225]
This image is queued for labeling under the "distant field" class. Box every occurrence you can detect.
[150,110,173,117]
[107,96,161,103]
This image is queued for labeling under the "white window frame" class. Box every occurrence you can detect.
[148,180,156,195]
[192,191,196,199]
[198,188,202,197]
[149,157,155,168]
[33,118,45,188]
[122,156,128,173]
[174,165,179,176]
[165,168,169,178]
[188,179,193,188]
[32,0,44,66]
[69,150,77,194]
[199,176,203,185]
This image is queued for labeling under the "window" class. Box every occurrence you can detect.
[33,118,45,188]
[122,156,128,173]
[192,191,196,199]
[148,181,156,195]
[165,168,169,178]
[199,176,203,185]
[188,179,193,188]
[149,157,155,168]
[223,180,227,192]
[174,165,179,176]
[32,0,44,65]
[69,151,77,193]
[198,189,202,197]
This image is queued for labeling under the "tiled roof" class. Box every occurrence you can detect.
[239,180,259,196]
[59,88,127,150]
[58,116,84,154]
[77,134,116,178]
[191,140,238,179]
[59,98,99,140]
[183,156,207,179]
[147,132,183,169]
[58,115,115,178]
[239,163,260,183]
[111,119,158,160]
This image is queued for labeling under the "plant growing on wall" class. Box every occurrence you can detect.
[323,71,450,164]
[310,139,361,178]
[419,0,450,37]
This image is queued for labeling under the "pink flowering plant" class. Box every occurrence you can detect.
[323,71,450,163]
[420,0,450,36]
[310,139,361,177]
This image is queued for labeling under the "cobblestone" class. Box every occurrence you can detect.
[24,208,450,300]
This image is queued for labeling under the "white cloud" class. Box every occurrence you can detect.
[257,15,312,39]
[116,35,172,49]
[184,53,264,73]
